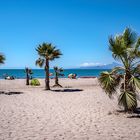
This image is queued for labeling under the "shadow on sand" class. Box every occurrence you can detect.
[127,108,140,118]
[0,91,23,95]
[51,88,83,92]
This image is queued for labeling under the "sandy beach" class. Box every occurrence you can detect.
[0,78,140,140]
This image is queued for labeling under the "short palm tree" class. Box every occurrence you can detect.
[36,43,62,90]
[53,66,64,87]
[25,68,33,85]
[99,28,140,112]
[0,53,5,64]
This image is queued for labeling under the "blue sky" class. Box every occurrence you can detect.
[0,0,140,68]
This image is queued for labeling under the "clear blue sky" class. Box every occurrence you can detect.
[0,0,140,68]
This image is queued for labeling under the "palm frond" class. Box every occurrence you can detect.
[25,68,33,74]
[132,64,140,75]
[122,27,137,47]
[54,66,63,75]
[118,91,137,111]
[111,66,125,74]
[54,66,58,71]
[35,58,45,68]
[129,76,140,90]
[0,53,5,64]
[109,36,125,61]
[49,49,62,60]
[59,68,63,72]
[98,71,121,97]
[132,38,140,58]
[135,38,140,49]
[36,43,62,60]
[36,44,46,57]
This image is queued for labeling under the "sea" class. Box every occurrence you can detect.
[0,69,110,79]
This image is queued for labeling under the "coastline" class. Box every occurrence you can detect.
[0,69,108,79]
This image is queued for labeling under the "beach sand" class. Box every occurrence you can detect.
[0,78,140,140]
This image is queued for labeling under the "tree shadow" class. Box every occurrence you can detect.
[127,115,140,118]
[0,91,23,95]
[116,110,126,113]
[64,86,72,88]
[51,88,83,92]
[126,108,140,118]
[114,109,140,118]
[133,107,140,113]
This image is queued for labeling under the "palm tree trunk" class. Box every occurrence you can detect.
[53,73,62,87]
[45,60,50,90]
[26,73,29,85]
[55,74,59,85]
[125,69,133,91]
[124,69,135,111]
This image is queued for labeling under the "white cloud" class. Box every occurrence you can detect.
[80,62,106,67]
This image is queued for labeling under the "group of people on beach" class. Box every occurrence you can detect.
[3,74,15,80]
[68,73,77,79]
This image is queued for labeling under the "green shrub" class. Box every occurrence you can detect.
[30,79,40,86]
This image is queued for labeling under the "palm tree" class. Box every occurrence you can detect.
[99,27,140,112]
[53,66,64,87]
[25,68,33,85]
[36,43,62,90]
[0,53,5,64]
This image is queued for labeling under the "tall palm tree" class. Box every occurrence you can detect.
[0,53,5,64]
[36,43,62,90]
[99,28,140,112]
[53,66,64,87]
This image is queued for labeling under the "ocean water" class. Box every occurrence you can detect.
[0,69,110,79]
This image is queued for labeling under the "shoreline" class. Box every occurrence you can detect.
[0,69,106,79]
[0,76,97,80]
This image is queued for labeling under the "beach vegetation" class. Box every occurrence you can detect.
[99,27,140,112]
[30,79,40,86]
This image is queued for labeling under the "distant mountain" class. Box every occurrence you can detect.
[80,62,121,69]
